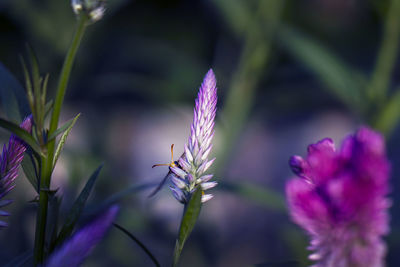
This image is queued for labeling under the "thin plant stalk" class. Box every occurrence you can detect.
[368,0,400,104]
[214,0,285,175]
[33,14,88,265]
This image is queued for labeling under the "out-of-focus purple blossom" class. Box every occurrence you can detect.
[169,69,218,204]
[0,116,33,228]
[46,205,119,267]
[286,127,390,267]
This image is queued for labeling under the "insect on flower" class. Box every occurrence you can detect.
[149,144,185,199]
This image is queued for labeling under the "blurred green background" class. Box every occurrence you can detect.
[1,0,400,266]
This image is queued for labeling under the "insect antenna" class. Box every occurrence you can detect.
[151,144,177,168]
[149,144,177,197]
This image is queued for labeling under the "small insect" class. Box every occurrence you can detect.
[149,144,184,197]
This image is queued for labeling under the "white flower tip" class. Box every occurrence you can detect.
[201,194,214,203]
[201,181,218,190]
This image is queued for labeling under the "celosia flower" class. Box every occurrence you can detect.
[153,69,218,204]
[46,205,119,267]
[0,116,33,228]
[286,127,390,267]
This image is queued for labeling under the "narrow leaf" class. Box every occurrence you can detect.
[113,223,160,267]
[0,62,30,122]
[54,164,103,247]
[173,187,202,267]
[277,26,366,111]
[20,56,34,113]
[45,100,53,118]
[47,206,119,267]
[48,113,81,141]
[0,118,43,156]
[52,114,81,168]
[26,45,41,104]
[21,153,39,193]
[373,88,400,136]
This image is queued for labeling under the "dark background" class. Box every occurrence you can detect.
[0,0,400,266]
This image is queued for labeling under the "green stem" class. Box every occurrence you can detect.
[368,0,400,104]
[33,15,87,265]
[214,0,285,175]
[50,15,87,136]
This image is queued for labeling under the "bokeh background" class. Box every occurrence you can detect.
[1,0,400,266]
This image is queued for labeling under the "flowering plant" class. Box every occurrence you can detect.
[286,127,390,267]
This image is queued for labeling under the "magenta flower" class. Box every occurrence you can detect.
[0,116,33,228]
[286,127,390,267]
[46,205,119,267]
[153,69,218,204]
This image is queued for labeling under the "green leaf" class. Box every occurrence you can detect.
[373,88,400,136]
[21,152,40,193]
[26,45,41,106]
[0,118,43,157]
[219,181,286,212]
[212,0,252,37]
[47,195,62,253]
[173,187,202,267]
[113,223,160,267]
[0,62,31,122]
[48,113,81,141]
[45,100,53,118]
[54,164,103,248]
[20,56,34,113]
[52,113,81,168]
[277,26,366,111]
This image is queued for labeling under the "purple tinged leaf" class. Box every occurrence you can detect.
[46,205,119,267]
[170,166,187,180]
[0,199,13,207]
[178,158,191,173]
[171,176,187,189]
[201,182,217,191]
[0,210,10,216]
[184,144,193,163]
[197,174,213,184]
[169,186,186,204]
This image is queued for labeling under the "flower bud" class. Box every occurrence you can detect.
[71,0,106,23]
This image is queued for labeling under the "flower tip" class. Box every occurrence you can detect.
[206,68,215,78]
[202,68,217,92]
[201,194,214,203]
[21,115,33,133]
[289,155,305,176]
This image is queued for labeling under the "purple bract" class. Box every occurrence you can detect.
[286,127,390,267]
[0,116,33,228]
[46,205,119,267]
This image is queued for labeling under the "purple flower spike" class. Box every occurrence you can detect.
[46,205,119,267]
[0,115,33,228]
[286,127,390,267]
[169,69,218,204]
